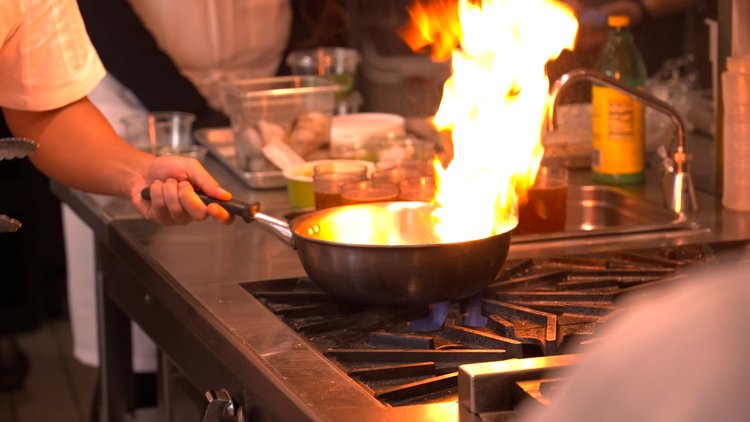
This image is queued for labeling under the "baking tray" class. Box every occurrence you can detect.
[194,127,285,189]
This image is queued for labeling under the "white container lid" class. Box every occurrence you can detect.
[330,113,406,156]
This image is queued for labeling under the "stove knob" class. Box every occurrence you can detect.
[202,388,245,422]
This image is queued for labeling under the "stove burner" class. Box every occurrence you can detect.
[409,301,450,332]
[242,244,712,407]
[461,294,488,327]
[408,293,489,332]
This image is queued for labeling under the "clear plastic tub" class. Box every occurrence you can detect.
[722,55,750,210]
[221,75,341,171]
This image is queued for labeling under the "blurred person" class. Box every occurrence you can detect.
[0,0,232,394]
[517,251,750,421]
[79,0,292,119]
[284,0,352,53]
[567,0,697,51]
[549,0,708,102]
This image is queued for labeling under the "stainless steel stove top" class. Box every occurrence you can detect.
[241,242,720,415]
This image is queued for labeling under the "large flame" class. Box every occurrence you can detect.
[402,0,578,243]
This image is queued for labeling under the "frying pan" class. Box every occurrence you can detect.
[143,189,513,305]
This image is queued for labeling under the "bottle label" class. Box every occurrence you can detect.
[591,86,644,175]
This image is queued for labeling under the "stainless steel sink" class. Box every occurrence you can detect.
[512,185,696,244]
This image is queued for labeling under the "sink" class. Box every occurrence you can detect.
[512,185,695,244]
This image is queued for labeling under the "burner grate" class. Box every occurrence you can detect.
[242,244,711,406]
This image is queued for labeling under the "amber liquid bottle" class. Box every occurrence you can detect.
[591,15,648,185]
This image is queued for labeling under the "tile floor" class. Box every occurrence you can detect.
[0,317,98,422]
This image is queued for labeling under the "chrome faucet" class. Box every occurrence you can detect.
[546,68,698,214]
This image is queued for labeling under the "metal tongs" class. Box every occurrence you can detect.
[0,137,39,233]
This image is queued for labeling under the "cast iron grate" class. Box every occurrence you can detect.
[242,244,711,406]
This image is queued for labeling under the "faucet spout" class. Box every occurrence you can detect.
[546,68,697,214]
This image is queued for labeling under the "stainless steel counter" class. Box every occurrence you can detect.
[53,135,750,421]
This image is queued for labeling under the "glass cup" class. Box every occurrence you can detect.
[398,176,436,202]
[372,160,432,185]
[286,47,360,97]
[515,166,569,235]
[340,180,399,205]
[286,47,361,114]
[312,162,368,209]
[367,133,437,173]
[121,111,205,160]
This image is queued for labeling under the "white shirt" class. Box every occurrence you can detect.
[129,0,291,110]
[0,0,105,110]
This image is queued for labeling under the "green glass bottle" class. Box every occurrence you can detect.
[591,15,648,185]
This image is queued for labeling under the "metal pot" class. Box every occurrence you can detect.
[195,193,513,305]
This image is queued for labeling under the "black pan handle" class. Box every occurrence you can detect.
[140,188,260,223]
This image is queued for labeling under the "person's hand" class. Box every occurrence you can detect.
[130,155,234,225]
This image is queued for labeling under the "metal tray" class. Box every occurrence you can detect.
[194,127,285,190]
[512,185,697,243]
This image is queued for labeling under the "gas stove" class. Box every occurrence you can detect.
[240,242,733,416]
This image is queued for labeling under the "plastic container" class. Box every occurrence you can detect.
[591,15,648,185]
[722,55,750,211]
[221,75,340,171]
[360,41,450,117]
[286,47,360,96]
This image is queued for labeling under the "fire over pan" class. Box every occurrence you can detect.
[144,190,513,306]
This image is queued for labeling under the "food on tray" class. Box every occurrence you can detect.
[235,112,332,171]
[287,112,330,158]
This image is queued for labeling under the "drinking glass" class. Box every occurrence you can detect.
[515,166,569,235]
[286,47,360,97]
[372,159,432,185]
[340,180,399,205]
[121,111,205,160]
[312,162,368,209]
[398,176,436,202]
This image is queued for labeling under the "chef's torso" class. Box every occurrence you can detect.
[128,0,291,109]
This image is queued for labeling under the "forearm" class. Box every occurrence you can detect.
[3,97,154,197]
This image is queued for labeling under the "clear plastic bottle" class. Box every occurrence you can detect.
[722,55,750,210]
[591,15,648,184]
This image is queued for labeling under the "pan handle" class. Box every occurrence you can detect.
[252,212,295,248]
[140,188,259,223]
[139,188,295,247]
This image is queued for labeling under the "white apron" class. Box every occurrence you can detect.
[63,74,157,371]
